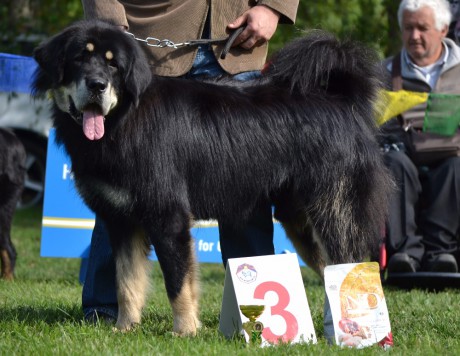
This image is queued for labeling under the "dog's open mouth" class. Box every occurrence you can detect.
[69,98,105,141]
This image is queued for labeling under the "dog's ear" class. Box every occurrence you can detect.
[33,26,79,86]
[124,43,152,106]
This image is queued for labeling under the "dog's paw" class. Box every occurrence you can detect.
[0,273,14,281]
[113,320,139,332]
[173,315,200,336]
[171,328,197,337]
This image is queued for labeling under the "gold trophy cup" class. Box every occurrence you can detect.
[239,305,265,345]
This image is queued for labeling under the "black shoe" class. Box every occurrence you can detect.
[387,253,420,273]
[424,254,458,273]
[84,311,116,325]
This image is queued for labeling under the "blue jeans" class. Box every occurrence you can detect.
[81,45,273,319]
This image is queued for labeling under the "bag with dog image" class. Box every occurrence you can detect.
[323,262,393,349]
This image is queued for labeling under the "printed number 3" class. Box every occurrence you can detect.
[253,281,299,343]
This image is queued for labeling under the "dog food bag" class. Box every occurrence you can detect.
[323,262,393,349]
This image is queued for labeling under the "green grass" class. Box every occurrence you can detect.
[1,206,460,355]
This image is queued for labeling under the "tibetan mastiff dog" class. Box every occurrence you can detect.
[33,20,392,335]
[0,128,26,280]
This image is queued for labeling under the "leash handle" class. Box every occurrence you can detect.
[187,27,244,60]
[220,27,244,59]
[186,38,226,46]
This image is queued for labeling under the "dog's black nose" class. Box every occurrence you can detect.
[87,78,107,93]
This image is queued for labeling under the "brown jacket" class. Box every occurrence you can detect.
[82,0,299,76]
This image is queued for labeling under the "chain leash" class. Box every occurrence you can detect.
[125,32,226,49]
[125,27,244,59]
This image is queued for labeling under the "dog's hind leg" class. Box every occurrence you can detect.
[0,132,25,280]
[307,174,383,268]
[0,180,21,281]
[279,170,385,277]
[109,224,151,331]
[149,216,200,336]
[0,241,17,281]
[281,214,328,279]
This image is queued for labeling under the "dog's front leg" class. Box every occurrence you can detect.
[110,225,151,331]
[150,226,200,336]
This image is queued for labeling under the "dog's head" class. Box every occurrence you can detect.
[33,20,151,140]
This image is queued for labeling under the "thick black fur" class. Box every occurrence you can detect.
[0,128,26,280]
[32,20,392,333]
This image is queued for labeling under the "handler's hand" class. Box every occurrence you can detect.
[227,5,280,49]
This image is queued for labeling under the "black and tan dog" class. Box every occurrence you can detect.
[33,20,392,335]
[0,128,26,280]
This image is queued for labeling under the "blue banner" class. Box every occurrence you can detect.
[0,53,37,93]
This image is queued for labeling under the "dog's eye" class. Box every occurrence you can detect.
[108,60,118,70]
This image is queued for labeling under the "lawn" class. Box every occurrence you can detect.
[1,206,460,355]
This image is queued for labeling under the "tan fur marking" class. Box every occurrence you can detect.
[0,249,14,280]
[115,229,151,331]
[105,51,113,60]
[170,243,200,336]
[86,42,95,52]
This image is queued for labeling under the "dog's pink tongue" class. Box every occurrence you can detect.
[83,111,105,140]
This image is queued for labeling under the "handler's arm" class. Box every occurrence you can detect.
[81,0,129,29]
[227,0,299,49]
[258,0,299,24]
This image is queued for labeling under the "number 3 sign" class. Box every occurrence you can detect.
[219,254,317,346]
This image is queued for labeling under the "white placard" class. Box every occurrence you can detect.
[219,253,317,346]
[324,262,393,348]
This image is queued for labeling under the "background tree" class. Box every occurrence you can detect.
[272,0,401,58]
[383,0,403,55]
[1,0,83,55]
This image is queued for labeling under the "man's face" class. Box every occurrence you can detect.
[402,6,448,66]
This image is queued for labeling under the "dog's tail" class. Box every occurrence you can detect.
[264,30,380,109]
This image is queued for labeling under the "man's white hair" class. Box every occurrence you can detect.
[398,0,452,31]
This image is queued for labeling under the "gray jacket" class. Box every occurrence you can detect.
[383,38,460,92]
[381,38,460,143]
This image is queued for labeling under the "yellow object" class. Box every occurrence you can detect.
[339,263,383,319]
[239,305,265,345]
[375,90,429,126]
[239,305,265,321]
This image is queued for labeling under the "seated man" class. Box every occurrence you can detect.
[382,0,460,274]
